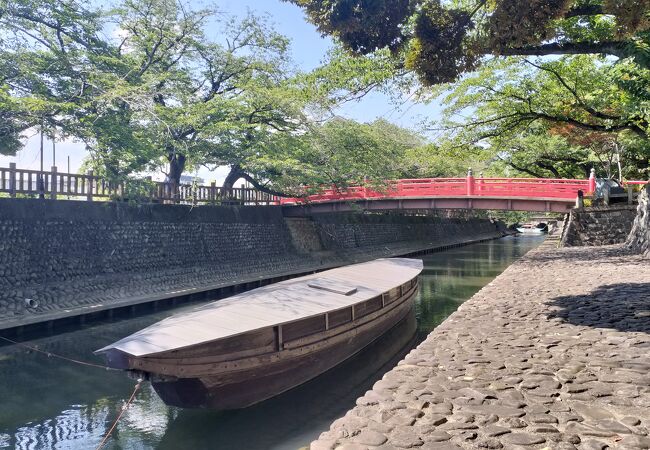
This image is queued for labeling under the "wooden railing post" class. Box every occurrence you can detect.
[210,181,216,204]
[588,168,596,195]
[50,166,57,200]
[37,170,45,199]
[466,168,475,196]
[9,162,16,198]
[86,169,94,201]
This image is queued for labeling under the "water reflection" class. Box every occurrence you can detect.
[0,235,543,450]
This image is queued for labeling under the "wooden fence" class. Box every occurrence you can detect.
[0,164,279,205]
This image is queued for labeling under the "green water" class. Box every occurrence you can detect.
[0,235,543,450]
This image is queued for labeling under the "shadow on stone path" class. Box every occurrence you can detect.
[547,283,650,334]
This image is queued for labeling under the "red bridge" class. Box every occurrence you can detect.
[280,170,646,214]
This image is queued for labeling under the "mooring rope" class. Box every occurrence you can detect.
[0,335,117,370]
[94,379,143,450]
[0,334,144,449]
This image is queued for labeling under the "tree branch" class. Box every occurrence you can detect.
[565,4,604,18]
[524,59,626,123]
[500,41,626,58]
[239,172,290,197]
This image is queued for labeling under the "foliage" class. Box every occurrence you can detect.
[430,55,650,179]
[289,0,413,54]
[491,210,533,226]
[242,118,424,194]
[287,0,650,85]
[0,0,416,191]
[402,141,483,178]
[105,176,157,204]
[404,2,477,86]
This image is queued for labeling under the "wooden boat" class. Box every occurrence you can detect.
[516,224,545,234]
[96,258,423,410]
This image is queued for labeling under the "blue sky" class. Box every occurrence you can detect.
[1,0,442,182]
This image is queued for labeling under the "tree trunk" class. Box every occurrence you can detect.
[167,152,186,185]
[222,164,244,191]
[222,164,289,197]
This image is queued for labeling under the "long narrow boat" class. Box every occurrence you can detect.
[96,258,423,410]
[516,224,545,235]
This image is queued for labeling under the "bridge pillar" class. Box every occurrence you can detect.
[466,168,475,196]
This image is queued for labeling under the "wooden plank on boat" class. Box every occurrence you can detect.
[307,278,358,295]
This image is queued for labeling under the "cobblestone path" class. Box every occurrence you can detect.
[310,242,650,450]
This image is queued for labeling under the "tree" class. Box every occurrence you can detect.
[488,131,594,179]
[240,118,424,194]
[287,0,650,85]
[0,0,325,187]
[0,0,111,155]
[402,141,484,178]
[429,56,649,179]
[108,1,316,187]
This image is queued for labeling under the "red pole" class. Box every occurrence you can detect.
[588,168,596,194]
[466,168,475,196]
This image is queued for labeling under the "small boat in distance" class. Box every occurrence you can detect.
[96,258,423,410]
[516,224,545,235]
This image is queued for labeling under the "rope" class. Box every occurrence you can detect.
[1,335,144,449]
[0,335,117,371]
[95,379,142,450]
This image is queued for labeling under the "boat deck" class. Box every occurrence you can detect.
[97,258,423,357]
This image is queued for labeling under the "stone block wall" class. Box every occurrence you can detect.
[560,205,638,247]
[0,200,504,329]
[312,213,499,251]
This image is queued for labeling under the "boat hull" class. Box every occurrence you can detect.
[152,299,417,409]
[97,258,423,410]
[152,298,417,410]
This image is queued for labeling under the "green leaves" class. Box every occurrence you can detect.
[242,118,425,194]
[284,0,413,54]
[290,0,650,85]
[434,55,650,179]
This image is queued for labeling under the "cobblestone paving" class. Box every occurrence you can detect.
[310,242,650,450]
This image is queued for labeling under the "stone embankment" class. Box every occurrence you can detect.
[560,205,638,247]
[311,241,650,450]
[0,199,506,330]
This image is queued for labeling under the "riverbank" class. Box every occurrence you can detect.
[311,241,650,450]
[0,237,539,450]
[0,199,508,332]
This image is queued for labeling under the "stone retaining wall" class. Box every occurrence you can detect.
[560,205,638,247]
[312,213,500,252]
[0,200,505,330]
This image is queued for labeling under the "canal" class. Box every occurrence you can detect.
[0,235,544,450]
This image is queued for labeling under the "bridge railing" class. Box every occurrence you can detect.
[470,178,590,199]
[279,177,592,205]
[279,171,649,205]
[0,164,279,205]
